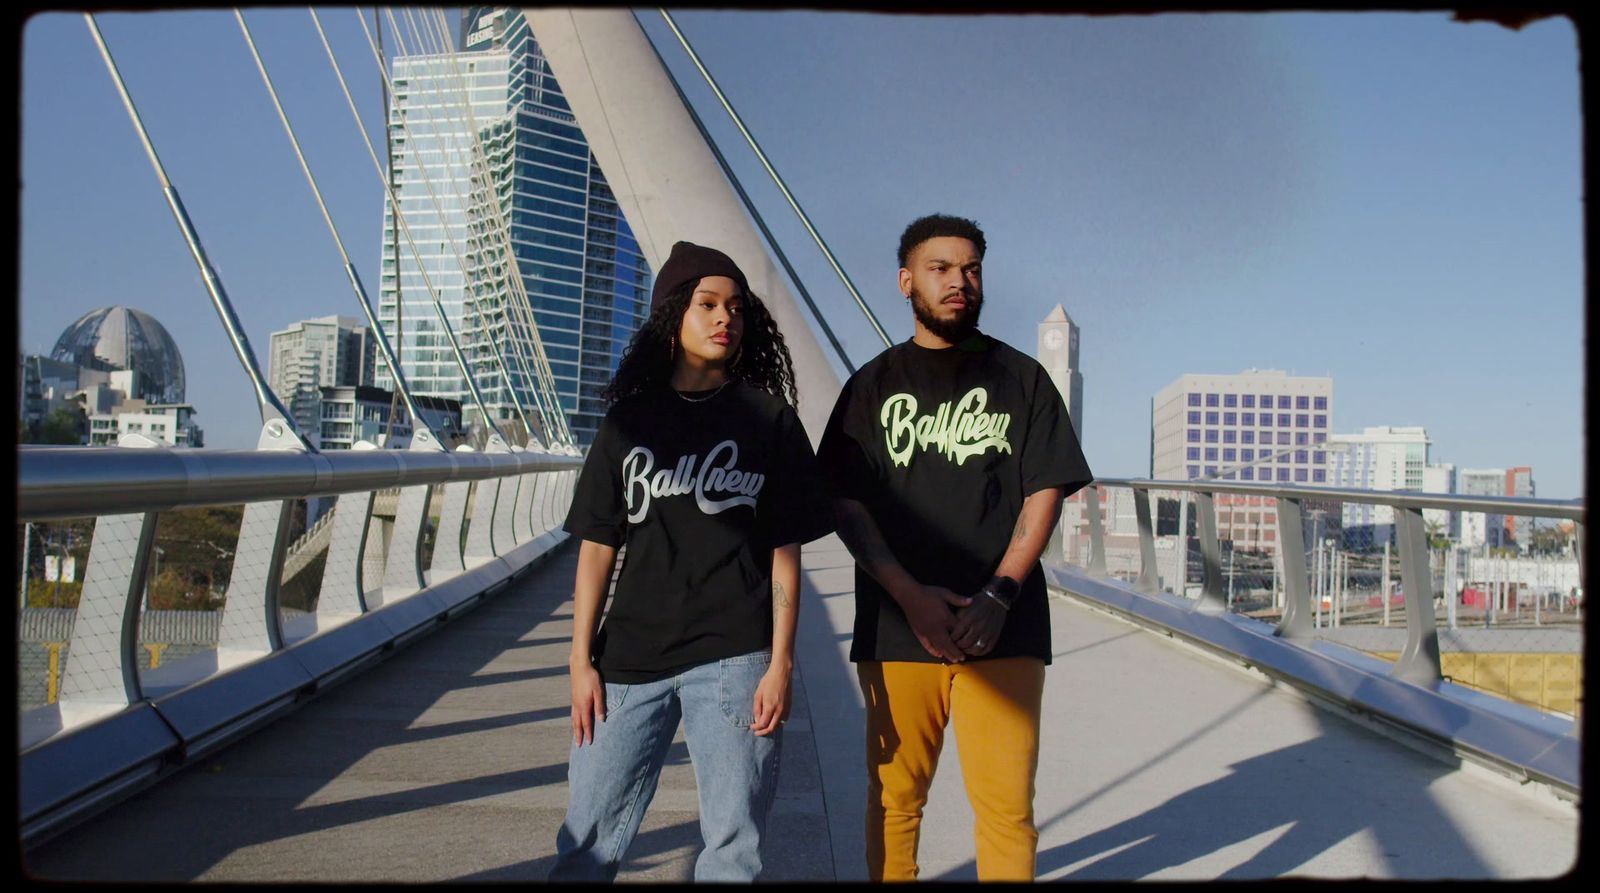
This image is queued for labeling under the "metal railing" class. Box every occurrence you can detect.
[1044,478,1583,798]
[16,441,583,845]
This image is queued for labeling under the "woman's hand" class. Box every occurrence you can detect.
[750,660,793,736]
[570,661,606,746]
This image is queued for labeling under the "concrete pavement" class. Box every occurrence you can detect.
[22,535,1580,881]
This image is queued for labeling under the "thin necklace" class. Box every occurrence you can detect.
[675,379,730,403]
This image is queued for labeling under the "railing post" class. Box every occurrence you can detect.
[56,508,159,709]
[54,438,170,710]
[1392,505,1443,687]
[1273,497,1313,638]
[492,447,523,554]
[218,499,295,654]
[1194,490,1226,613]
[513,450,544,544]
[428,444,477,580]
[533,467,557,536]
[216,420,311,655]
[1575,521,1585,601]
[1133,486,1158,594]
[318,489,377,615]
[378,429,445,603]
[464,438,512,563]
[558,467,577,532]
[1085,484,1107,576]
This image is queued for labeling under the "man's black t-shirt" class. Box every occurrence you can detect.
[817,332,1093,664]
[564,381,835,683]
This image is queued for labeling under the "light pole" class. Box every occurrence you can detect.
[1225,543,1235,610]
[19,521,31,611]
[145,545,164,609]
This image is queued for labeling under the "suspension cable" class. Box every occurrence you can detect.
[310,7,505,445]
[82,12,307,440]
[412,7,564,446]
[419,7,573,446]
[371,6,541,446]
[657,8,891,348]
[233,9,437,447]
[633,11,856,374]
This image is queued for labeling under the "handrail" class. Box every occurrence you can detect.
[1092,477,1584,521]
[17,440,583,846]
[1066,477,1585,689]
[17,445,583,522]
[1050,476,1584,798]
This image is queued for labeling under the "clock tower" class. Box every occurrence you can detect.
[1037,304,1083,440]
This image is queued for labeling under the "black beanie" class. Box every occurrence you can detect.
[651,241,750,309]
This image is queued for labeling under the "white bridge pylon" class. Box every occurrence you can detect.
[524,9,844,443]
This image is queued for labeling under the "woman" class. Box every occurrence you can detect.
[550,241,834,882]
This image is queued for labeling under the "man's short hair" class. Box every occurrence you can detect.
[897,214,987,268]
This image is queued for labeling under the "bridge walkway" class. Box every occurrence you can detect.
[22,538,1578,881]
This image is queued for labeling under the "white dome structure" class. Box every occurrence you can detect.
[50,306,186,405]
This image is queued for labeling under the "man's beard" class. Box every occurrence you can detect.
[910,285,982,342]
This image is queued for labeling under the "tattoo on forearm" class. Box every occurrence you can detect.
[773,579,791,610]
[1012,513,1028,544]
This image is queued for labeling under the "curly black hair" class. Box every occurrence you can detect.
[897,213,987,268]
[602,279,799,407]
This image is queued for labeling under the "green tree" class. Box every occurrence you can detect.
[147,505,244,611]
[1528,522,1571,555]
[38,404,88,445]
[1424,518,1451,551]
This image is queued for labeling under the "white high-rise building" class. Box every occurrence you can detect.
[1454,466,1535,551]
[1457,468,1508,549]
[268,315,374,439]
[1037,304,1083,440]
[87,401,203,448]
[1422,462,1458,540]
[377,7,652,445]
[1325,426,1431,541]
[1150,369,1334,554]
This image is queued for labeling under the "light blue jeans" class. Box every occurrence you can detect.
[549,649,783,882]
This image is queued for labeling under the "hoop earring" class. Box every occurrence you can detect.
[730,345,743,370]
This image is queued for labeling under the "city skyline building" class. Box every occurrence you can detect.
[21,306,202,447]
[87,400,203,447]
[268,315,375,439]
[1037,303,1083,441]
[1504,466,1535,549]
[1150,368,1335,554]
[374,6,652,445]
[1325,425,1431,545]
[49,305,186,405]
[315,385,462,451]
[1422,461,1458,540]
[1457,467,1510,550]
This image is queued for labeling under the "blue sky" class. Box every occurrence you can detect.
[18,9,1584,499]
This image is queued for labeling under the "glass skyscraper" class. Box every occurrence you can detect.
[376,6,652,445]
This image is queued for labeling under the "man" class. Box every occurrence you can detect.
[818,213,1092,881]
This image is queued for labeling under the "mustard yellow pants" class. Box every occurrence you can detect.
[857,657,1046,881]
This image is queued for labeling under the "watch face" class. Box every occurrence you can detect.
[1044,329,1064,350]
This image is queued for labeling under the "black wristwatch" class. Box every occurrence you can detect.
[978,575,1020,611]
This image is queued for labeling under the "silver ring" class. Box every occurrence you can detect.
[975,639,985,648]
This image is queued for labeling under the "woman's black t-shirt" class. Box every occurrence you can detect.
[564,381,835,683]
[817,332,1094,665]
